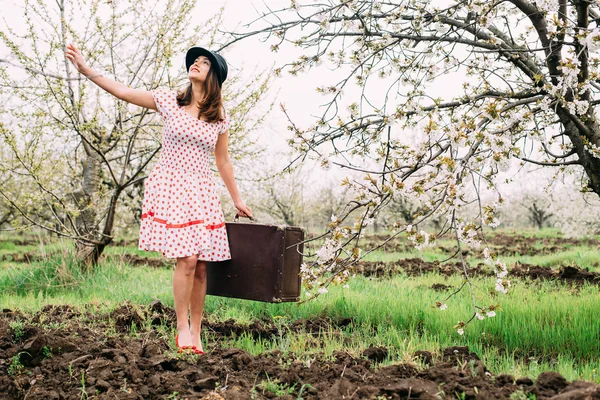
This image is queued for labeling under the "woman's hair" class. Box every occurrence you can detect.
[176,65,224,123]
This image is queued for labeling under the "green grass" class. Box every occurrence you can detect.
[103,245,163,257]
[1,249,599,383]
[501,249,600,271]
[0,252,174,310]
[361,248,448,262]
[0,228,599,384]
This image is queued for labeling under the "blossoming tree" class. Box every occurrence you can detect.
[0,0,270,265]
[224,0,600,328]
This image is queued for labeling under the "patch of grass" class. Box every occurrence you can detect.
[0,242,18,251]
[503,249,600,272]
[0,250,173,311]
[8,352,25,376]
[103,245,162,257]
[9,319,24,341]
[360,248,448,262]
[42,345,53,359]
[0,248,90,297]
[257,374,296,397]
[1,229,599,384]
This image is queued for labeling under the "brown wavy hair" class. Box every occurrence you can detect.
[176,64,224,123]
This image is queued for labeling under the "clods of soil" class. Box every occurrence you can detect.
[1,302,599,399]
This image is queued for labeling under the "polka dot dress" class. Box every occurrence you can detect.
[138,88,231,261]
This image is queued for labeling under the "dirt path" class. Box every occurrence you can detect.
[1,303,598,399]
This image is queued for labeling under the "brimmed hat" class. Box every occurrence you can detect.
[185,47,228,86]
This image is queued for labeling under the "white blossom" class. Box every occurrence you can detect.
[567,99,590,116]
[363,217,375,227]
[495,279,509,294]
[535,0,559,14]
[585,29,600,52]
[316,238,340,264]
[468,0,487,14]
[584,142,600,159]
[490,218,500,228]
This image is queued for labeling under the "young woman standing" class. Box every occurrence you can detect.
[66,43,252,354]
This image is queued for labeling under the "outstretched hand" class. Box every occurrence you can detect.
[65,43,90,75]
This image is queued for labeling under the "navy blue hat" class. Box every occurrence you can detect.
[185,47,228,86]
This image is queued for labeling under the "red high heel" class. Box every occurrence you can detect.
[193,347,205,355]
[175,334,196,353]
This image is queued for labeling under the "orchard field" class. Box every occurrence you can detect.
[0,229,599,399]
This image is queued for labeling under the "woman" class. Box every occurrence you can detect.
[66,43,253,355]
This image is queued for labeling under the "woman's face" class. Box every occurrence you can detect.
[189,55,211,82]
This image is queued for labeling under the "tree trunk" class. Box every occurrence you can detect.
[560,111,600,196]
[72,152,107,267]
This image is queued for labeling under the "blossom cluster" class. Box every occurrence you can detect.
[584,142,600,160]
[483,247,511,294]
[455,221,480,248]
[406,224,435,250]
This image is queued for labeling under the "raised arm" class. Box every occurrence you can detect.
[65,43,157,111]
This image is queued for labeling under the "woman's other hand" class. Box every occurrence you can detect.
[65,43,91,75]
[234,201,253,219]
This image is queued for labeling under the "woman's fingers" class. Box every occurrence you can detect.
[65,44,87,71]
[236,205,253,218]
[65,45,77,61]
[66,43,80,57]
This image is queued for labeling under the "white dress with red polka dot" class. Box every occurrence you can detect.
[138,88,231,261]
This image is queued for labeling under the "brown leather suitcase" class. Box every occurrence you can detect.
[206,221,305,302]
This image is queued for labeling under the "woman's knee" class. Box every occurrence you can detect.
[176,255,198,276]
[195,261,207,282]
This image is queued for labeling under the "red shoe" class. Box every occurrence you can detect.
[193,347,205,355]
[175,334,196,353]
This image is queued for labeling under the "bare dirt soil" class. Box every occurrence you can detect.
[352,258,600,286]
[359,233,600,258]
[1,302,599,399]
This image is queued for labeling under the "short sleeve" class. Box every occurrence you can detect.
[151,88,176,119]
[219,109,230,135]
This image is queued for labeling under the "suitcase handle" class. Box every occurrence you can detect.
[234,213,255,222]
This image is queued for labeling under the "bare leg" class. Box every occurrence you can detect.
[190,260,207,351]
[173,255,198,347]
